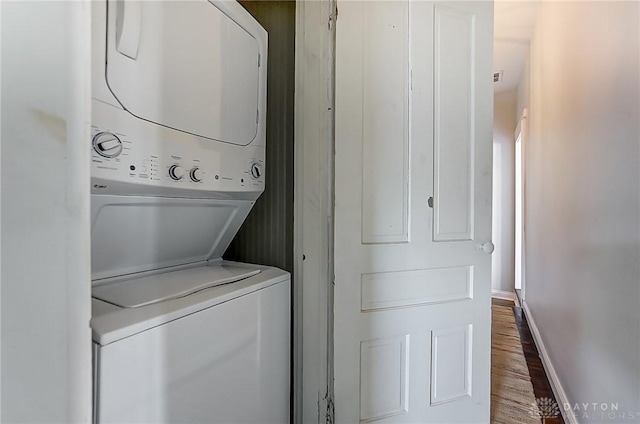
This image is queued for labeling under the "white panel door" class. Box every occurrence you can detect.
[334,1,494,423]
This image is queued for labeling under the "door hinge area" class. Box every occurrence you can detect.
[319,392,334,424]
[327,395,335,424]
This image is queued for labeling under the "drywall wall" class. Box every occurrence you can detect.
[520,1,640,420]
[1,1,92,422]
[492,90,517,294]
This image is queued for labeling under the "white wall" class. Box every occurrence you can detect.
[519,1,640,420]
[1,2,92,422]
[492,90,517,294]
[516,52,529,129]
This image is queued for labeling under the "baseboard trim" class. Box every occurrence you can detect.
[522,301,578,424]
[491,289,515,301]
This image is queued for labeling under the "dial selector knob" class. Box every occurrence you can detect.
[92,132,123,158]
[250,163,262,179]
[190,168,203,182]
[168,165,185,180]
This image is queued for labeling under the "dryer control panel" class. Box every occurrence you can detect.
[91,101,265,200]
[90,0,268,202]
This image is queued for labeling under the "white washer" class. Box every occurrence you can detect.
[89,1,289,422]
[92,262,290,423]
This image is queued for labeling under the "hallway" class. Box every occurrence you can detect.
[491,298,563,424]
[491,1,640,419]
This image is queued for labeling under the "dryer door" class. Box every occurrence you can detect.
[105,0,265,146]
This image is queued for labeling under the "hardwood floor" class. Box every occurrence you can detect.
[491,298,565,424]
[492,298,516,308]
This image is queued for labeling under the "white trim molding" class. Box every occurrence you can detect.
[294,1,336,423]
[491,289,515,301]
[522,301,578,424]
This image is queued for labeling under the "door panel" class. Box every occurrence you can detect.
[433,6,476,241]
[359,335,410,422]
[334,1,493,422]
[360,266,473,312]
[430,325,472,405]
[360,1,410,244]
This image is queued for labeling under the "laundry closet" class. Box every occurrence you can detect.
[89,0,295,422]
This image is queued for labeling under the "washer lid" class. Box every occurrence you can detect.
[92,263,260,308]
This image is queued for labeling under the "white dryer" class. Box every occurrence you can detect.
[89,1,289,423]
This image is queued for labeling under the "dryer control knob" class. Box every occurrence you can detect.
[92,132,123,158]
[250,162,262,179]
[190,168,203,182]
[168,165,185,180]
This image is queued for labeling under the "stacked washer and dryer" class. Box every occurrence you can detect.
[90,1,290,422]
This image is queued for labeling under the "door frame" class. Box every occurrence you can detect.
[293,1,336,423]
[514,108,528,300]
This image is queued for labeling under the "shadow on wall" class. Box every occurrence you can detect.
[225,1,296,274]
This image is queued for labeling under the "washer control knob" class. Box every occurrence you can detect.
[250,162,263,179]
[92,132,123,158]
[168,165,185,180]
[190,168,203,182]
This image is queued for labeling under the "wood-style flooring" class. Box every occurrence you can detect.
[492,298,564,424]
